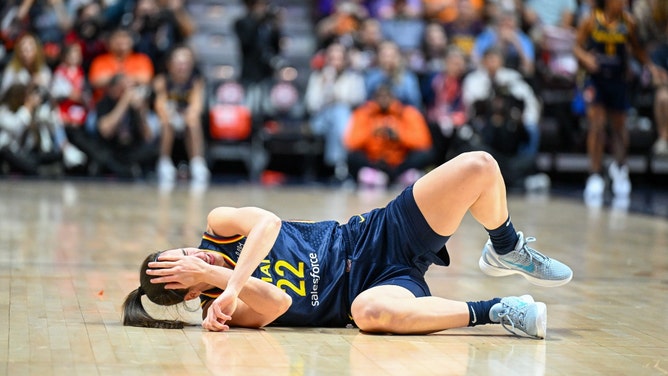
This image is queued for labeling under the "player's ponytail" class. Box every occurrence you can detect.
[121,252,190,329]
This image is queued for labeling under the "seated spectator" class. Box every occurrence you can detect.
[344,84,434,188]
[305,42,366,180]
[157,0,196,39]
[0,83,86,175]
[461,47,547,190]
[63,1,108,73]
[367,0,422,19]
[1,33,52,95]
[315,0,367,48]
[635,0,668,155]
[50,42,96,169]
[93,74,159,178]
[0,0,73,67]
[425,47,468,148]
[153,45,209,186]
[364,40,422,108]
[88,27,155,102]
[422,0,484,25]
[444,0,485,60]
[0,83,58,174]
[123,0,195,72]
[523,0,577,33]
[378,0,425,53]
[472,8,535,77]
[410,22,448,78]
[522,0,578,86]
[349,17,382,71]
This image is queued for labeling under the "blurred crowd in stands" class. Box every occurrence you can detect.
[0,0,667,193]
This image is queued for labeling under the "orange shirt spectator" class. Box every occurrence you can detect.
[345,86,432,167]
[422,0,484,24]
[88,28,154,101]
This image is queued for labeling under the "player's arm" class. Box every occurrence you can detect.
[149,255,291,328]
[205,207,282,321]
[198,268,292,328]
[573,16,598,73]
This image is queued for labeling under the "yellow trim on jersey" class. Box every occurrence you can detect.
[202,232,245,244]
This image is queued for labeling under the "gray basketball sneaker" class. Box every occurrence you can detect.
[479,231,573,287]
[491,295,547,339]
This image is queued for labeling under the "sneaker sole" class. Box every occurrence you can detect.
[478,257,573,287]
[534,302,547,339]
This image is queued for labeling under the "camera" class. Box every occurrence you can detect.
[31,85,51,102]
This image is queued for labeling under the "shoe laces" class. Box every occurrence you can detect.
[498,302,529,336]
[517,236,549,265]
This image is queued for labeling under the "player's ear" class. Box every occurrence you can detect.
[185,289,201,301]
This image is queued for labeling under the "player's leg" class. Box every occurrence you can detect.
[583,103,607,205]
[412,151,572,286]
[608,110,631,198]
[350,285,546,338]
[653,86,668,155]
[412,151,508,235]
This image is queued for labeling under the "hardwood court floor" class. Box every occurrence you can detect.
[1,180,667,375]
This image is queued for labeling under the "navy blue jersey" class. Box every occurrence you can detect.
[587,10,632,79]
[198,186,450,328]
[198,220,354,327]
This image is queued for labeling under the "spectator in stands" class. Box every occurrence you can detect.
[88,27,155,102]
[344,84,434,188]
[443,0,485,60]
[461,47,546,190]
[367,0,422,19]
[1,33,52,94]
[423,0,484,25]
[94,74,158,178]
[0,1,24,56]
[315,0,366,48]
[1,0,73,67]
[0,33,88,172]
[425,47,469,161]
[411,22,448,83]
[0,83,59,174]
[153,45,209,186]
[574,0,661,205]
[634,0,668,156]
[364,40,422,108]
[349,17,382,71]
[50,42,96,167]
[523,0,577,32]
[305,42,366,181]
[522,0,578,89]
[63,1,108,72]
[123,0,195,72]
[378,0,425,53]
[472,8,535,77]
[0,82,86,175]
[158,0,196,38]
[234,0,283,118]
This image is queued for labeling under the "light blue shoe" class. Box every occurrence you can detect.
[479,231,573,287]
[491,295,547,339]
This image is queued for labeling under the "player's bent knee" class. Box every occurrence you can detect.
[460,151,499,181]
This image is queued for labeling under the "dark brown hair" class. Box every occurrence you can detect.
[121,252,190,329]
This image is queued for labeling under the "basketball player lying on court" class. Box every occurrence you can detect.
[122,151,572,339]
